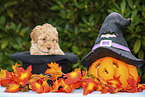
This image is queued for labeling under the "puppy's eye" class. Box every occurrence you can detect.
[42,39,46,41]
[52,39,55,42]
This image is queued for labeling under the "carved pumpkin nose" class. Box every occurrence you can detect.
[97,57,115,80]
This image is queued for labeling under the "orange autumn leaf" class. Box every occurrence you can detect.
[12,63,21,72]
[4,83,20,93]
[106,76,122,89]
[45,62,62,80]
[83,78,98,95]
[51,79,61,92]
[42,81,51,93]
[0,69,6,85]
[1,78,13,87]
[82,70,89,80]
[29,79,51,93]
[59,79,72,93]
[30,81,44,94]
[137,83,144,92]
[36,78,44,85]
[52,78,82,93]
[6,70,13,78]
[74,68,81,73]
[64,71,81,85]
[100,86,109,94]
[0,69,6,78]
[0,70,13,87]
[29,78,43,90]
[70,81,82,90]
[126,76,137,93]
[13,65,32,86]
[63,85,73,93]
[30,74,51,82]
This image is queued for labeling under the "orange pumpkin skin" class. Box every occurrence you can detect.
[114,61,129,88]
[89,57,139,89]
[128,65,138,84]
[89,58,102,78]
[97,57,115,80]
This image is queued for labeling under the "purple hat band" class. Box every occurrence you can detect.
[92,40,131,52]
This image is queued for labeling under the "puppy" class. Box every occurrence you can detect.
[30,23,64,55]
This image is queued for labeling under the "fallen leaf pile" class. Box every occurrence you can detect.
[0,62,145,95]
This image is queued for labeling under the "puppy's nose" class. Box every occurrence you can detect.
[47,47,51,50]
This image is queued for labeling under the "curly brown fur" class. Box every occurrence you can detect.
[30,23,64,55]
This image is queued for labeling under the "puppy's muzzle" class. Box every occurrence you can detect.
[47,47,51,50]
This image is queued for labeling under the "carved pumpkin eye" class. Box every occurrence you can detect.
[113,62,118,68]
[96,63,100,68]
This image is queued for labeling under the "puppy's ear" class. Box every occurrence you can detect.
[30,29,38,43]
[55,28,58,43]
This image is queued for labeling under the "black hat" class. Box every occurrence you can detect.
[11,51,78,64]
[11,51,78,74]
[81,12,144,68]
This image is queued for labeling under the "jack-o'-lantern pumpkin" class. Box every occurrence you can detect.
[89,57,139,88]
[81,12,145,93]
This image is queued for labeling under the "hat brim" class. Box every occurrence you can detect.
[81,47,144,68]
[11,51,78,64]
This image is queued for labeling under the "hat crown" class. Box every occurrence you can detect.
[95,12,131,47]
[81,12,144,68]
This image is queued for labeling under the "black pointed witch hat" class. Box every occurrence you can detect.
[81,12,145,68]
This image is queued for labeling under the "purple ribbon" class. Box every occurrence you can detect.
[92,40,131,52]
